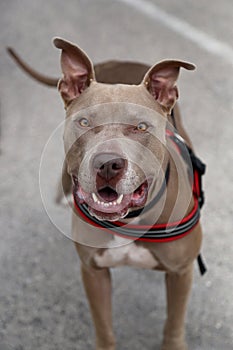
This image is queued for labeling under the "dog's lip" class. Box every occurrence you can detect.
[88,206,130,222]
[73,177,149,220]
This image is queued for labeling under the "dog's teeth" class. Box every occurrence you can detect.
[94,197,118,207]
[116,194,123,205]
[92,193,98,203]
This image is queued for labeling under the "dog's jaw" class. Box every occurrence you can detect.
[73,176,149,221]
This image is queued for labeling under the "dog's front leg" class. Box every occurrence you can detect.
[162,266,193,350]
[81,265,116,350]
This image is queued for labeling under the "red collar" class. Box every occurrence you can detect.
[74,191,200,243]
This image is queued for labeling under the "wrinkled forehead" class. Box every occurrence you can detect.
[67,102,166,128]
[63,103,167,154]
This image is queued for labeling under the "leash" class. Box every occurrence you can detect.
[73,124,207,275]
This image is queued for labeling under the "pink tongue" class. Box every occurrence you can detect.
[98,187,118,202]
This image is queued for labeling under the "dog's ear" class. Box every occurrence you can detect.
[142,60,195,113]
[53,38,95,106]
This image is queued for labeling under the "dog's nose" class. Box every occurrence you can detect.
[93,154,126,180]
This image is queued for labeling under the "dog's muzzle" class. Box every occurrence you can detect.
[72,152,149,221]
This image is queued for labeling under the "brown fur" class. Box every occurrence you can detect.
[8,40,202,350]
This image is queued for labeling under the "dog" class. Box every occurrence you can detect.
[8,39,206,350]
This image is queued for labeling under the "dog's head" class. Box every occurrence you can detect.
[54,38,195,221]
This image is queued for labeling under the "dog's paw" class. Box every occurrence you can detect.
[161,341,188,350]
[96,341,116,350]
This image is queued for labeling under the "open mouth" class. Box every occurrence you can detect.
[72,176,149,221]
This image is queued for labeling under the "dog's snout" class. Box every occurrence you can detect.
[93,154,126,180]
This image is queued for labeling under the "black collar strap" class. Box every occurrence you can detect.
[74,196,200,242]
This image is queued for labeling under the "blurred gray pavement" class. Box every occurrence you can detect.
[0,0,233,349]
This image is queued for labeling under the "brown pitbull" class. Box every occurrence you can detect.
[8,39,204,350]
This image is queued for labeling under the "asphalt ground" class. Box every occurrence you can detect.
[1,1,233,349]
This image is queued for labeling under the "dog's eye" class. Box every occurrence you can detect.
[137,122,148,132]
[79,117,90,127]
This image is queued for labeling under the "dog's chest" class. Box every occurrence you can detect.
[94,237,158,269]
